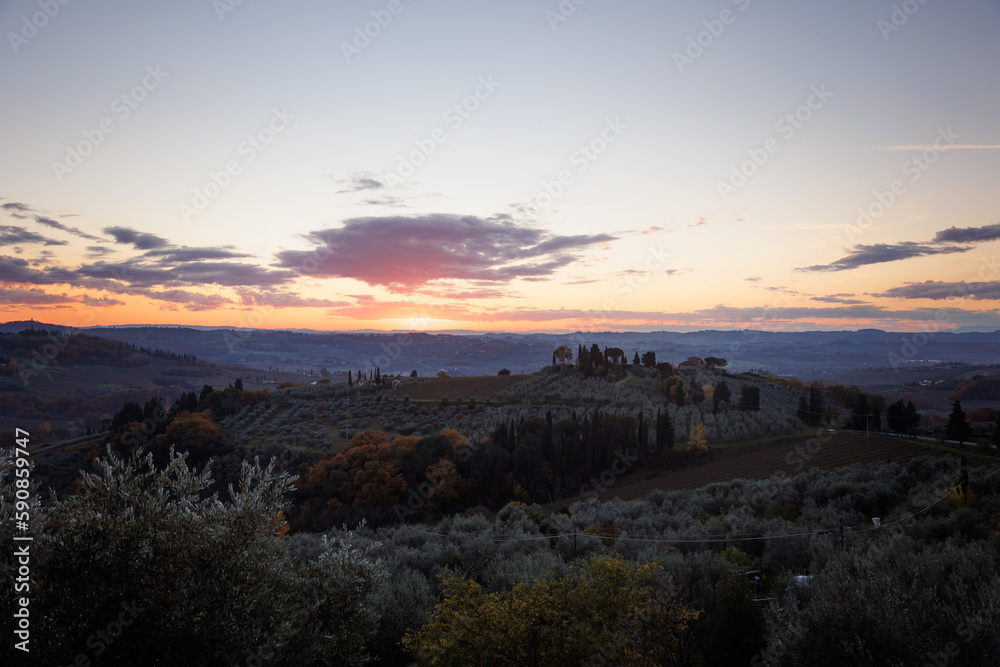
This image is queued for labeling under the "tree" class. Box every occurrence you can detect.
[633,351,640,365]
[0,450,381,665]
[886,399,907,434]
[993,410,1000,448]
[410,369,418,377]
[797,397,810,423]
[641,351,656,368]
[808,383,825,427]
[605,347,625,364]
[403,554,698,665]
[590,343,604,369]
[656,407,674,451]
[704,356,727,370]
[234,377,244,391]
[578,346,593,377]
[851,393,871,432]
[553,345,573,365]
[904,400,920,435]
[945,401,973,444]
[689,423,708,456]
[714,381,732,412]
[437,370,451,378]
[739,384,760,412]
[348,370,353,386]
[664,376,686,407]
[497,368,511,375]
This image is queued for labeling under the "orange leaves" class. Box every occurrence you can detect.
[352,460,407,506]
[350,429,388,449]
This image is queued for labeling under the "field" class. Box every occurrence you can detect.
[399,374,531,401]
[551,432,1000,508]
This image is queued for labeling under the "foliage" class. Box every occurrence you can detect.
[402,554,699,666]
[945,401,974,443]
[0,449,381,666]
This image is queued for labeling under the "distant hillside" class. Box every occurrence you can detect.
[4,321,999,377]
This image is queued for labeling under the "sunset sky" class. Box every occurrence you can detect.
[2,0,999,333]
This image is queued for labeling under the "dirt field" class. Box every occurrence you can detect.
[548,432,1000,509]
[400,374,530,401]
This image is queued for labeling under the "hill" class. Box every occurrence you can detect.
[5,321,999,376]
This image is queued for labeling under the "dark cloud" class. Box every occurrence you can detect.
[874,280,1000,301]
[1,202,32,218]
[0,286,73,306]
[933,222,1000,244]
[143,247,251,263]
[811,294,868,305]
[274,214,616,292]
[34,216,102,242]
[69,260,292,289]
[79,295,126,307]
[0,225,67,246]
[359,196,408,208]
[745,276,762,283]
[237,291,351,309]
[334,173,385,193]
[796,242,971,272]
[85,246,116,257]
[104,226,170,250]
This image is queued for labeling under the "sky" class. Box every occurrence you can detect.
[1,0,999,334]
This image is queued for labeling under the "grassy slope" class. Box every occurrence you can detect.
[547,431,1000,509]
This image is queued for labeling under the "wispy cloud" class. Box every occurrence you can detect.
[799,221,1000,272]
[877,144,1000,151]
[33,216,102,242]
[811,294,868,305]
[797,242,970,272]
[933,222,1000,244]
[104,226,170,250]
[0,225,67,246]
[875,280,1000,301]
[332,172,385,193]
